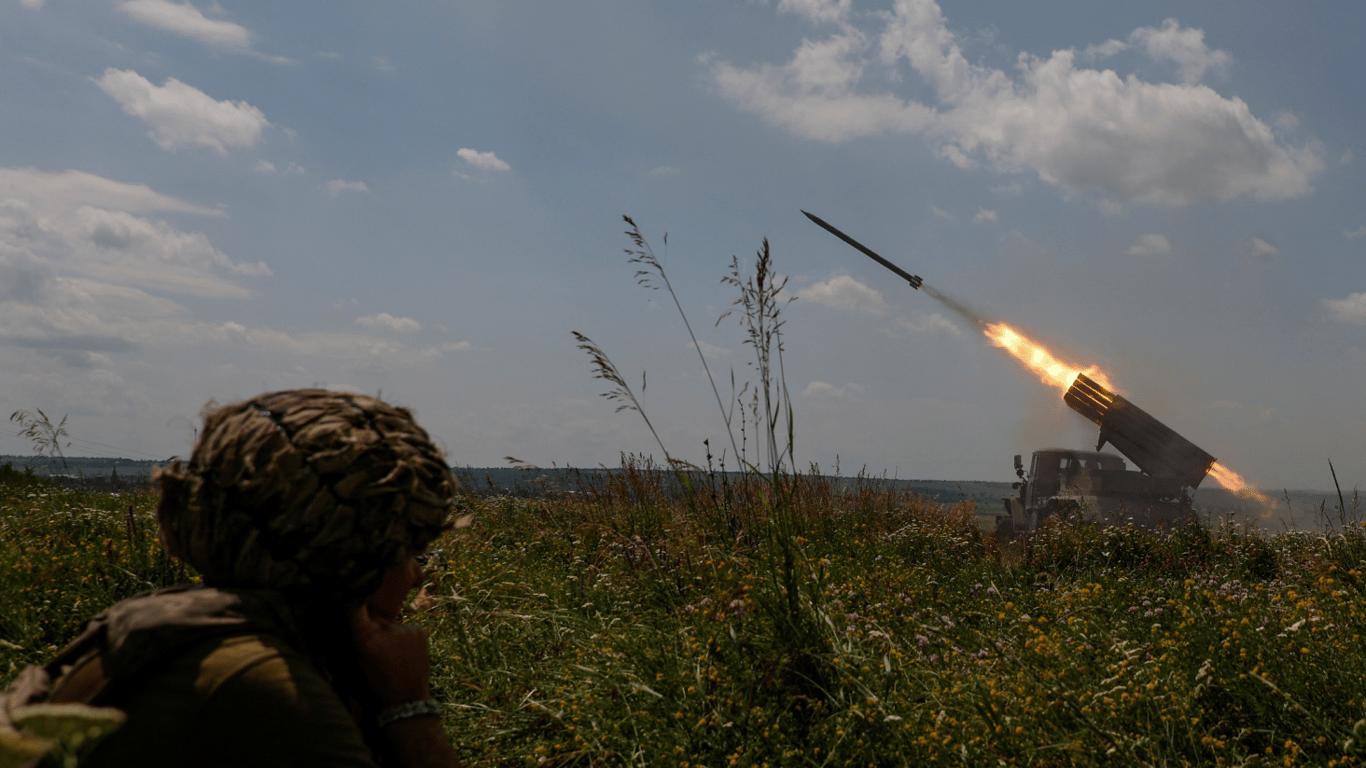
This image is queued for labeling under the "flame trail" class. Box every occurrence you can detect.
[982,322,1115,393]
[1207,462,1272,504]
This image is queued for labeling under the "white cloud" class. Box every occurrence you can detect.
[0,169,264,296]
[1082,39,1127,60]
[709,1,1322,206]
[707,32,936,143]
[0,169,277,366]
[802,381,864,400]
[890,311,960,336]
[119,0,251,48]
[457,148,512,172]
[1248,237,1278,257]
[419,341,472,360]
[118,0,291,63]
[777,0,851,24]
[797,274,889,315]
[1129,18,1231,84]
[688,340,732,358]
[0,200,270,299]
[356,312,421,333]
[94,69,269,154]
[316,51,342,60]
[1342,149,1355,166]
[973,207,998,223]
[325,180,369,196]
[254,160,276,174]
[0,168,223,216]
[930,205,956,221]
[373,56,395,73]
[1344,227,1366,240]
[1324,293,1366,325]
[20,0,44,8]
[1123,233,1172,256]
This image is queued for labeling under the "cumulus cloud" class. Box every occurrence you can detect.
[1129,18,1231,84]
[777,0,852,24]
[419,341,472,360]
[930,205,956,221]
[457,148,512,172]
[797,274,889,315]
[94,69,269,153]
[0,167,270,364]
[0,197,270,300]
[1248,237,1278,258]
[973,207,998,223]
[0,168,222,216]
[802,381,864,400]
[325,180,369,196]
[356,312,421,333]
[1123,233,1172,256]
[708,0,1321,206]
[20,0,44,8]
[119,0,250,48]
[119,0,292,63]
[1324,293,1366,324]
[1345,227,1366,240]
[1082,39,1127,60]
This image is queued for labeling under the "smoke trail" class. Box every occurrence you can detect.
[920,284,990,329]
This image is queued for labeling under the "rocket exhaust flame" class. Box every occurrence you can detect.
[1207,462,1271,504]
[983,322,1115,393]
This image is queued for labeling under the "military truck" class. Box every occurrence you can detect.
[997,374,1216,539]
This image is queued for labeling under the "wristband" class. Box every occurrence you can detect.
[376,699,443,728]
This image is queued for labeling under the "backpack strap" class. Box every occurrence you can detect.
[37,622,111,706]
[46,652,108,705]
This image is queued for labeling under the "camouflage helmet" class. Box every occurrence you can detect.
[155,389,454,602]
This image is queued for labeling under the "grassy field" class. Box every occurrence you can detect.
[4,462,1366,767]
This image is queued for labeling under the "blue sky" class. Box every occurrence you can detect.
[1,0,1362,491]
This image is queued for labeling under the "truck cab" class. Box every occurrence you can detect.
[998,448,1196,539]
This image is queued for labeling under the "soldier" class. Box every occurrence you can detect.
[76,389,460,767]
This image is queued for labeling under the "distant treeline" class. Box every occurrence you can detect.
[451,466,1341,526]
[1,457,1343,527]
[0,455,164,478]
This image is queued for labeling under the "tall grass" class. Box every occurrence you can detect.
[419,480,1366,766]
[0,467,190,674]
